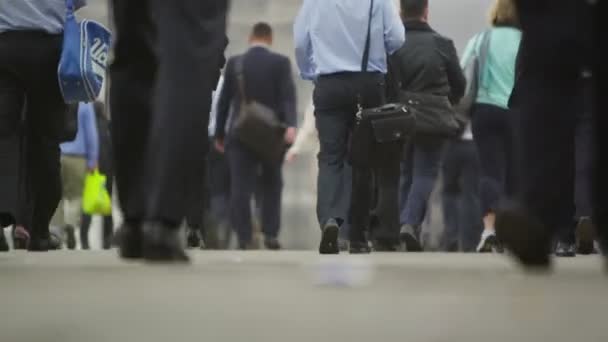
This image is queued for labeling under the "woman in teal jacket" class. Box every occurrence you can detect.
[461,0,521,253]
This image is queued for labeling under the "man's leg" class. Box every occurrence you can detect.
[227,142,257,248]
[143,0,226,225]
[459,141,483,252]
[371,141,403,250]
[314,77,353,254]
[440,141,462,252]
[260,161,283,249]
[110,0,156,244]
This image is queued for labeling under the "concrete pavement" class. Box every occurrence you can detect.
[1,251,606,342]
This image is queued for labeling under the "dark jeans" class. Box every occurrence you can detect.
[471,103,515,216]
[0,31,65,239]
[227,140,283,244]
[441,140,482,252]
[110,0,226,226]
[399,139,446,227]
[313,72,386,241]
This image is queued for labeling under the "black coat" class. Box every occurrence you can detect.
[388,20,466,105]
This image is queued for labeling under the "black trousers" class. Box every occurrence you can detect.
[471,104,516,216]
[313,72,396,242]
[226,140,283,244]
[110,0,227,226]
[0,32,65,239]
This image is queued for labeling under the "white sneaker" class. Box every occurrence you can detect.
[477,230,502,253]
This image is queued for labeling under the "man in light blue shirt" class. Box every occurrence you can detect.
[293,0,405,255]
[0,0,87,34]
[294,0,405,80]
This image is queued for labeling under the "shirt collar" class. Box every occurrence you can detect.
[249,42,271,50]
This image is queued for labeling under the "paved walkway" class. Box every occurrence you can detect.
[1,251,606,342]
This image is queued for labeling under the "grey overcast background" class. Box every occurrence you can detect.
[79,0,493,250]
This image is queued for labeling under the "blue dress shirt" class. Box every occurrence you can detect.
[294,0,405,80]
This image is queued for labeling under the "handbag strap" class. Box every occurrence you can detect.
[477,30,492,86]
[65,0,75,17]
[235,56,249,104]
[361,0,375,72]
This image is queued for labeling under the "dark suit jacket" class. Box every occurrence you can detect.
[215,46,297,140]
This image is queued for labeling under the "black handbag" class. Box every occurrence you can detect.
[401,91,460,138]
[350,0,414,166]
[232,57,287,165]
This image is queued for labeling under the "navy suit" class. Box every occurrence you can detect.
[215,46,297,246]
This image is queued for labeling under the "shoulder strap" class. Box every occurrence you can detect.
[361,0,375,72]
[477,30,492,84]
[235,56,248,104]
[65,0,75,16]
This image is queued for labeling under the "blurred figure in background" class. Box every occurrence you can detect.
[294,0,405,254]
[0,0,88,251]
[110,0,228,262]
[80,101,113,250]
[496,0,597,268]
[215,23,297,250]
[59,102,99,250]
[462,0,520,253]
[394,0,465,251]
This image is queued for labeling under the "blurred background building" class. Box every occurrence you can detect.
[79,0,492,250]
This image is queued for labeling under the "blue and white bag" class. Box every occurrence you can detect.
[58,0,112,103]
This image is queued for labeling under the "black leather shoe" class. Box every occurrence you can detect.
[141,222,190,263]
[576,217,595,255]
[349,240,371,254]
[264,237,282,250]
[555,241,576,257]
[64,225,77,250]
[186,228,201,249]
[319,219,339,255]
[117,223,143,260]
[400,225,422,252]
[495,203,552,269]
[27,237,50,252]
[0,231,9,252]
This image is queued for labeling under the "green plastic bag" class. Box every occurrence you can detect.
[82,170,112,216]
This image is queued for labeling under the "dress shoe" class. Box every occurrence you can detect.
[476,232,503,253]
[116,223,143,260]
[264,237,282,250]
[576,217,596,255]
[12,226,30,250]
[400,225,422,252]
[319,219,340,255]
[0,230,9,252]
[349,240,371,254]
[555,241,576,257]
[495,202,552,269]
[27,236,50,252]
[49,232,62,250]
[64,225,77,250]
[372,238,399,252]
[186,228,201,249]
[141,222,190,263]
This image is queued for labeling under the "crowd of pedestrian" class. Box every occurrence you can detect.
[0,0,605,271]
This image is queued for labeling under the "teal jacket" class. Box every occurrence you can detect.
[461,27,521,109]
